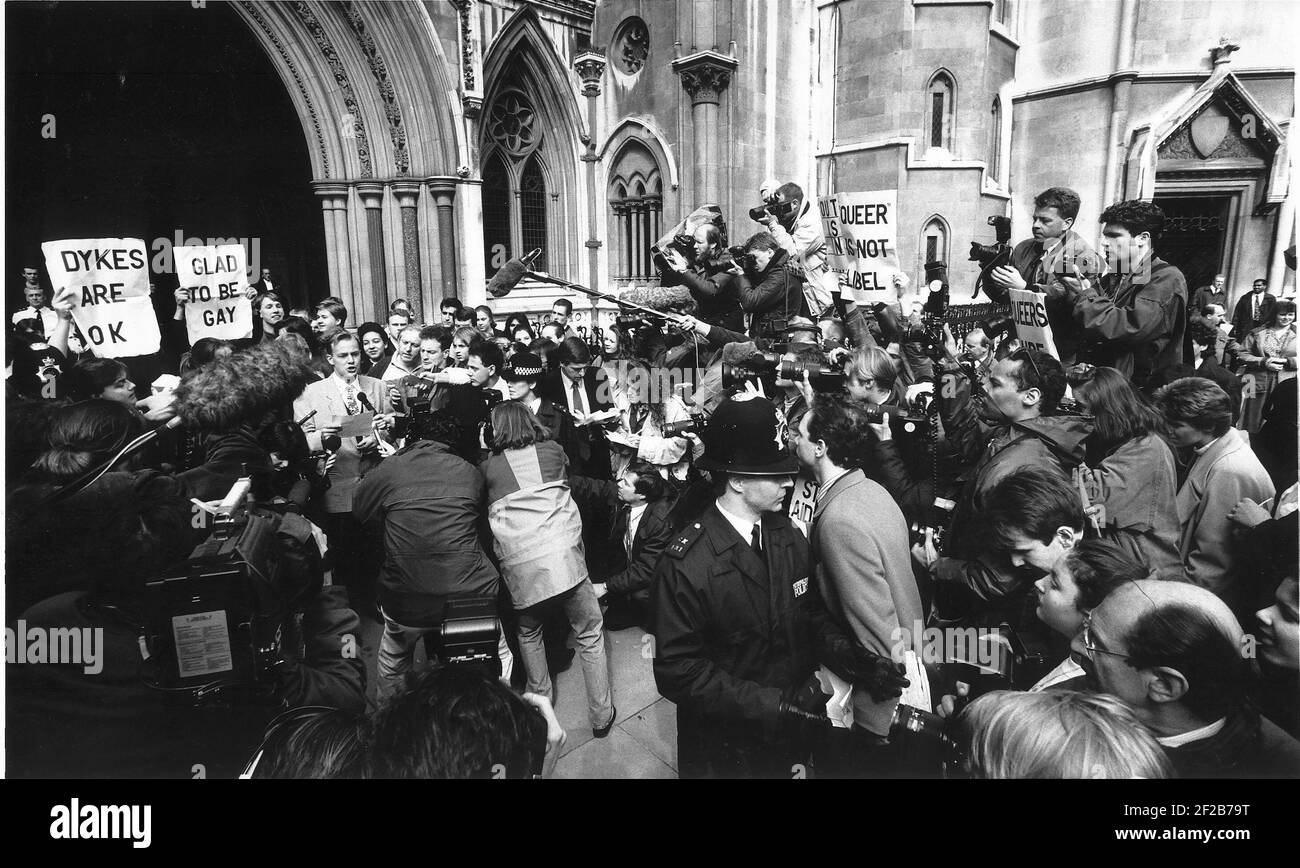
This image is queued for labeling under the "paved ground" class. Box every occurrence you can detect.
[356,609,677,778]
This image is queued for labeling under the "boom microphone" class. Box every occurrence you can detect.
[173,340,317,432]
[486,248,543,298]
[42,341,316,506]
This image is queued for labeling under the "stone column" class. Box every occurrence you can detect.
[356,182,387,318]
[672,50,738,206]
[428,178,460,302]
[314,186,341,298]
[574,51,606,293]
[313,182,353,306]
[391,180,424,322]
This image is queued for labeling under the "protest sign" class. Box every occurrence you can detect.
[819,190,901,306]
[1007,287,1060,358]
[175,244,253,343]
[41,238,160,358]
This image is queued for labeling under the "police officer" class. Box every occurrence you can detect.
[650,393,906,778]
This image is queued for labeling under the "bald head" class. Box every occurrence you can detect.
[1078,579,1251,728]
[1103,580,1242,646]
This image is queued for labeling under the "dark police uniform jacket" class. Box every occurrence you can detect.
[651,503,844,778]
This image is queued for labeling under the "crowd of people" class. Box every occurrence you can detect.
[5,181,1298,779]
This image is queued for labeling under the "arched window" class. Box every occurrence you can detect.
[483,151,512,275]
[608,139,664,281]
[519,155,548,271]
[989,96,1003,182]
[926,71,956,154]
[481,87,549,276]
[921,216,950,272]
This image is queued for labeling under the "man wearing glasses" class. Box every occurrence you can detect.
[1073,579,1300,778]
[914,345,1092,631]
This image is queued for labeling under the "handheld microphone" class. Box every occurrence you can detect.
[486,248,543,298]
[355,392,375,447]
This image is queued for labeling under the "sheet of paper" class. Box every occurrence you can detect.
[816,666,855,729]
[338,412,375,438]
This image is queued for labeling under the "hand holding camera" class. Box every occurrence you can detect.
[990,265,1026,291]
[848,647,910,704]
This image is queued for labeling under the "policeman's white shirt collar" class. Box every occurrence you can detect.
[716,500,759,545]
[1156,718,1226,748]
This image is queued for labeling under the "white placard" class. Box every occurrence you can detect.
[819,190,901,306]
[1007,287,1060,359]
[40,237,160,358]
[175,243,253,342]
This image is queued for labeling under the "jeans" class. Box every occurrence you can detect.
[516,579,614,730]
[378,608,514,697]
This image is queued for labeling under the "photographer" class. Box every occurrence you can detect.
[988,187,1103,365]
[736,230,811,339]
[8,407,366,777]
[1068,200,1188,390]
[753,181,837,316]
[916,347,1091,629]
[659,223,745,333]
[352,409,510,696]
[842,345,936,526]
[366,665,565,779]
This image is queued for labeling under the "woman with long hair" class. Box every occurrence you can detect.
[1239,298,1297,433]
[504,313,535,345]
[481,401,615,739]
[607,360,697,481]
[1071,365,1181,578]
[7,399,193,613]
[355,321,394,376]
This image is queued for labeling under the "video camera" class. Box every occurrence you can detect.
[748,193,796,223]
[721,350,847,392]
[141,478,324,705]
[420,596,503,678]
[863,401,930,435]
[614,313,652,332]
[661,413,706,438]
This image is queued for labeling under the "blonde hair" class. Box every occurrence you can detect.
[848,346,897,391]
[962,690,1171,779]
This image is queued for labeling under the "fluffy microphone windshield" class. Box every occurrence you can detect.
[173,341,317,432]
[619,284,694,313]
[487,256,530,298]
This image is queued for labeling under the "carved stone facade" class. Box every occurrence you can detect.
[290,0,373,177]
[672,53,737,106]
[342,1,410,175]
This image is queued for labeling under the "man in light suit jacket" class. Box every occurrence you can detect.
[293,330,393,613]
[1155,377,1274,617]
[794,394,923,751]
